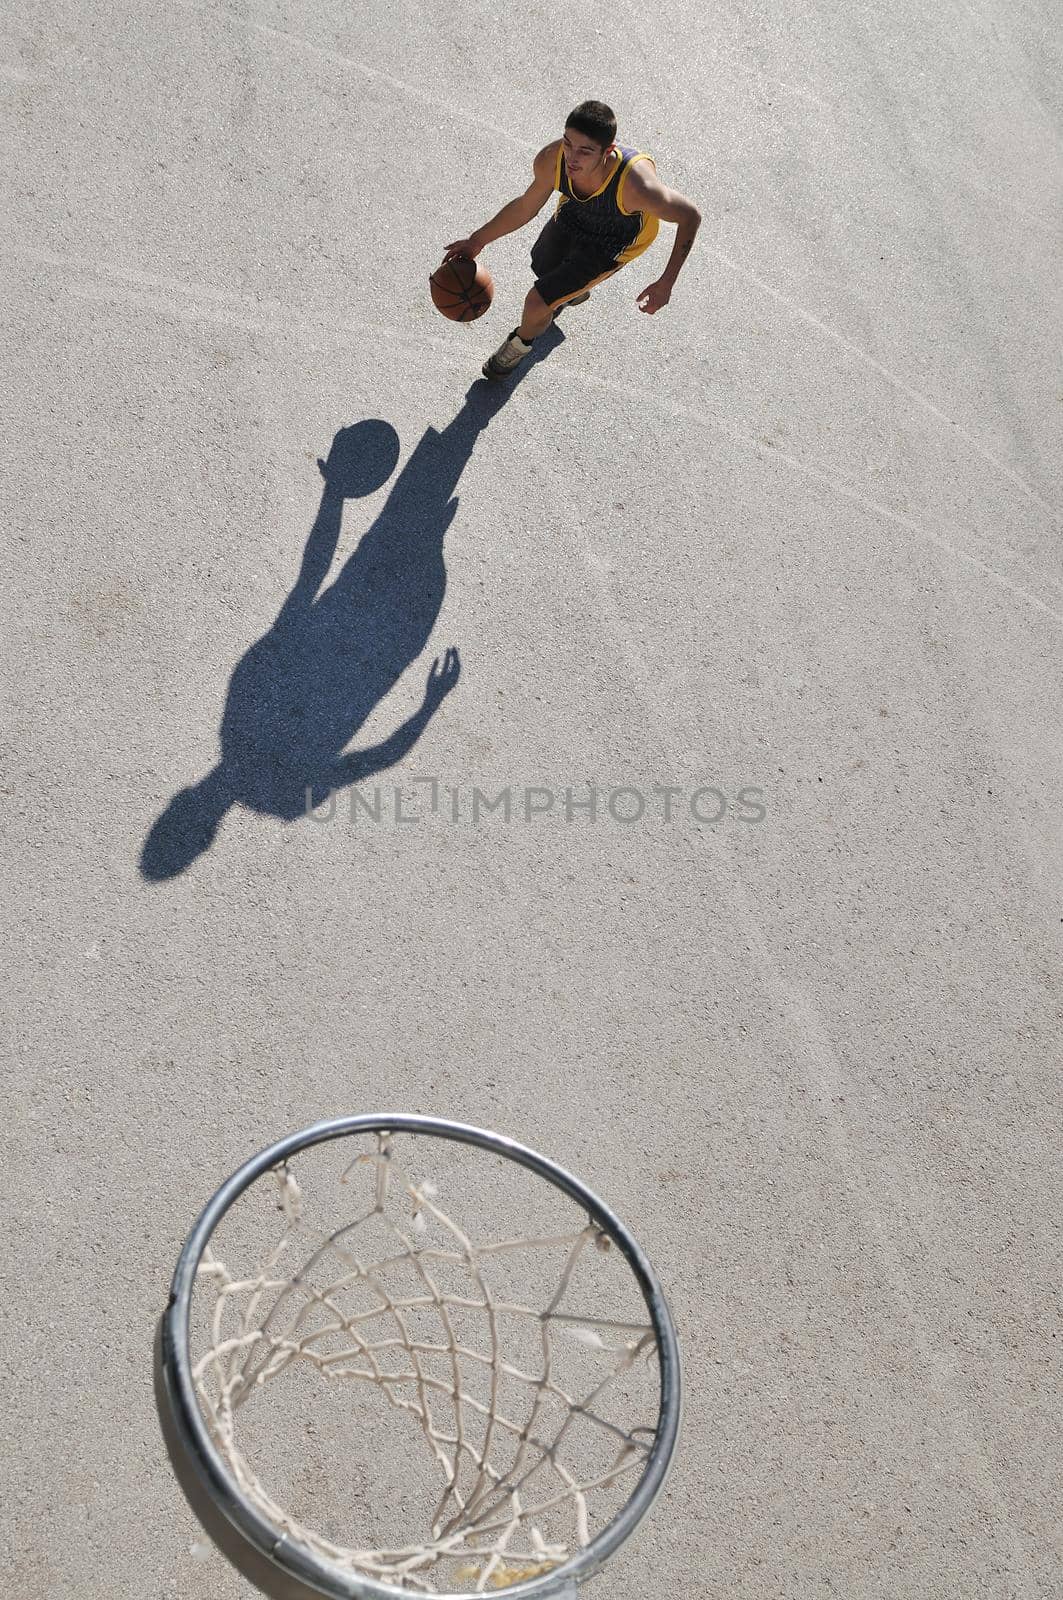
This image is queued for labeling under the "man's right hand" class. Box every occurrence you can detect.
[442,237,483,262]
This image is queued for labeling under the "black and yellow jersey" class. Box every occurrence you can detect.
[553,143,660,263]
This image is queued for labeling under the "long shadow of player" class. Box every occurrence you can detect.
[140,332,562,882]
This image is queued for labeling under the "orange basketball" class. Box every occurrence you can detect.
[430,256,494,322]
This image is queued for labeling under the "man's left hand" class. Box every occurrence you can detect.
[636,280,672,314]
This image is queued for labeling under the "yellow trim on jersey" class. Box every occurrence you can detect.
[617,152,655,215]
[553,141,567,219]
[614,152,660,263]
[568,147,622,201]
[615,210,660,263]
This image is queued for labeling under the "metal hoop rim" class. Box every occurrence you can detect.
[159,1113,682,1600]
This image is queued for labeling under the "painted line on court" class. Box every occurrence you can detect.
[711,247,1058,520]
[563,364,1063,629]
[172,0,534,153]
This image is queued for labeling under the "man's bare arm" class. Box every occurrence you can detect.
[444,143,558,261]
[623,165,702,313]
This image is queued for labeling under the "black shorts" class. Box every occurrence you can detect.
[530,216,625,310]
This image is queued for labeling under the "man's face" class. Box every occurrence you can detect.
[562,127,611,179]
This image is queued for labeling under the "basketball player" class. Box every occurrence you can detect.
[443,101,701,380]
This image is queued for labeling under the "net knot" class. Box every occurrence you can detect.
[273,1165,303,1220]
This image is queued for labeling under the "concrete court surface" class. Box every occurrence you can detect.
[2,0,1061,1595]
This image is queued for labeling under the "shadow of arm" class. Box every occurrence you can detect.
[277,484,344,620]
[328,648,461,788]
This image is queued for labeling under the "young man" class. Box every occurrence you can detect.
[443,100,701,380]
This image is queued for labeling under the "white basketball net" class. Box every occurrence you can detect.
[190,1134,660,1593]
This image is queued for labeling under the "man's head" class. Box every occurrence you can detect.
[563,100,617,176]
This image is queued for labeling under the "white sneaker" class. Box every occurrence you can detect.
[482,328,534,381]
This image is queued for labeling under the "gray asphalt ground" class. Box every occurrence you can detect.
[2,1,1062,1596]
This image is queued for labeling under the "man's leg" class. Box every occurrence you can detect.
[481,219,565,381]
[517,286,555,341]
[482,227,619,381]
[520,216,589,339]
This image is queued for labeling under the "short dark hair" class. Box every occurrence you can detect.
[565,100,617,151]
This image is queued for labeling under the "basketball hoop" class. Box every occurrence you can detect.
[156,1115,681,1598]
